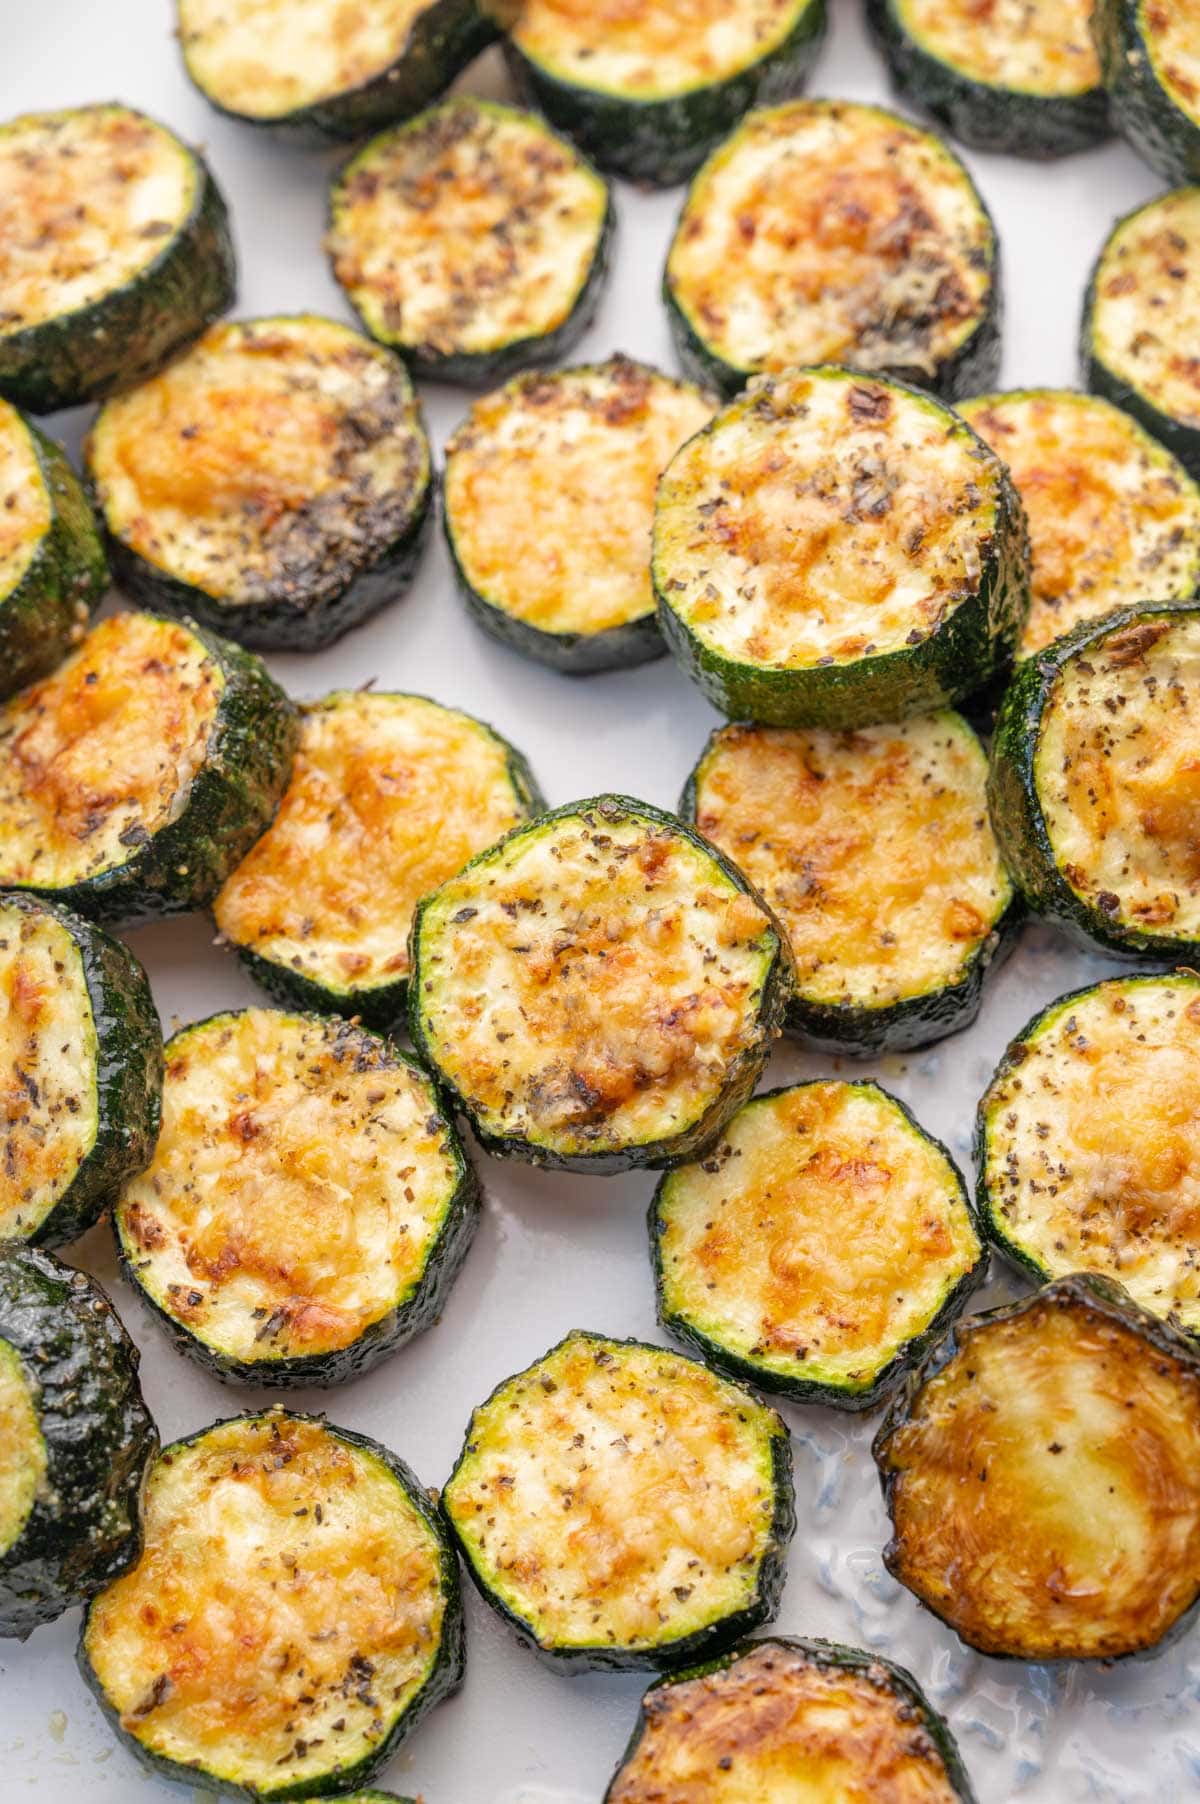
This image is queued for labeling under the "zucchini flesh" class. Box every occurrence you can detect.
[0,1338,43,1563]
[1093,0,1200,183]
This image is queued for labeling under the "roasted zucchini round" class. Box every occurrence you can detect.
[653,367,1029,729]
[215,690,541,1027]
[874,1275,1200,1662]
[80,1411,463,1798]
[86,316,432,653]
[1093,0,1200,182]
[0,609,298,927]
[663,100,999,401]
[0,103,234,416]
[442,1330,793,1672]
[443,358,714,674]
[0,1242,158,1640]
[329,99,612,386]
[409,796,792,1173]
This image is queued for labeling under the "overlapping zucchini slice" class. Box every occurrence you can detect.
[115,1008,478,1386]
[409,796,791,1172]
[443,358,714,673]
[1093,0,1200,182]
[80,1411,463,1797]
[653,367,1029,729]
[442,1331,793,1672]
[215,691,541,1026]
[86,316,432,652]
[663,101,999,401]
[0,610,297,927]
[0,1242,157,1640]
[0,104,234,416]
[329,99,612,386]
[875,1276,1200,1661]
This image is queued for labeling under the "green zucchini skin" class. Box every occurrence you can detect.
[0,1242,158,1640]
[1092,0,1200,182]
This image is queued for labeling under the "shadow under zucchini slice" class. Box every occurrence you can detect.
[1092,0,1200,184]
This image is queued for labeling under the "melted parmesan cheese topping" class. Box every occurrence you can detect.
[509,0,806,97]
[655,370,1000,669]
[215,694,527,997]
[1090,188,1200,427]
[0,1336,44,1557]
[444,360,713,637]
[179,0,433,117]
[896,0,1099,96]
[88,317,428,610]
[882,1293,1200,1659]
[1142,0,1200,125]
[0,613,222,890]
[84,1415,448,1790]
[0,404,50,599]
[665,102,993,381]
[444,1333,783,1651]
[962,391,1200,656]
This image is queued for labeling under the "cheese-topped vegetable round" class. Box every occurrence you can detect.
[664,101,998,400]
[409,796,791,1172]
[1093,0,1200,184]
[653,367,1029,729]
[442,1331,793,1671]
[86,315,432,652]
[443,358,714,673]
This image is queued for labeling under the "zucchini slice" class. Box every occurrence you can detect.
[0,104,234,417]
[80,1411,463,1798]
[989,603,1200,958]
[0,1242,158,1640]
[0,609,298,928]
[86,316,432,653]
[960,389,1200,658]
[442,1330,794,1672]
[214,691,541,1027]
[663,100,999,402]
[682,715,1016,1054]
[1093,0,1200,182]
[115,1008,478,1386]
[443,358,714,674]
[653,1081,984,1409]
[874,1275,1200,1662]
[653,367,1029,729]
[502,0,827,188]
[329,99,612,386]
[604,1636,977,1803]
[408,796,791,1173]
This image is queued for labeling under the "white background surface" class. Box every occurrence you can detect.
[3,3,1198,1800]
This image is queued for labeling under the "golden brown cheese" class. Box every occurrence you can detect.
[895,0,1099,95]
[509,0,804,95]
[0,403,50,597]
[0,1337,44,1556]
[1142,0,1200,123]
[1089,188,1200,427]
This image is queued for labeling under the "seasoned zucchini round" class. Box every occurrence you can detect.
[329,99,612,387]
[874,1275,1200,1661]
[0,104,234,416]
[989,603,1200,958]
[115,1008,478,1386]
[1093,0,1200,182]
[682,714,1016,1053]
[0,1242,157,1641]
[86,316,432,653]
[442,1330,793,1672]
[653,1081,984,1409]
[443,358,714,674]
[604,1636,978,1802]
[663,100,999,401]
[960,389,1200,657]
[409,796,792,1173]
[653,367,1029,729]
[0,609,298,928]
[502,0,827,188]
[80,1411,463,1797]
[215,691,541,1027]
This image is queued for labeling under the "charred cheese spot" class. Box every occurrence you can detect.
[1089,188,1200,427]
[895,0,1099,95]
[508,0,804,97]
[0,1336,44,1557]
[1141,0,1200,125]
[0,403,50,598]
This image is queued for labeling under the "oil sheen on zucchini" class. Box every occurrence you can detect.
[663,100,999,401]
[115,1008,478,1386]
[0,609,298,927]
[1093,0,1200,182]
[443,358,714,674]
[329,99,612,386]
[502,0,827,188]
[215,691,541,1027]
[0,104,235,416]
[409,796,791,1173]
[683,715,1015,1053]
[442,1331,794,1672]
[875,1275,1200,1661]
[653,367,1029,729]
[80,1411,463,1798]
[86,316,432,652]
